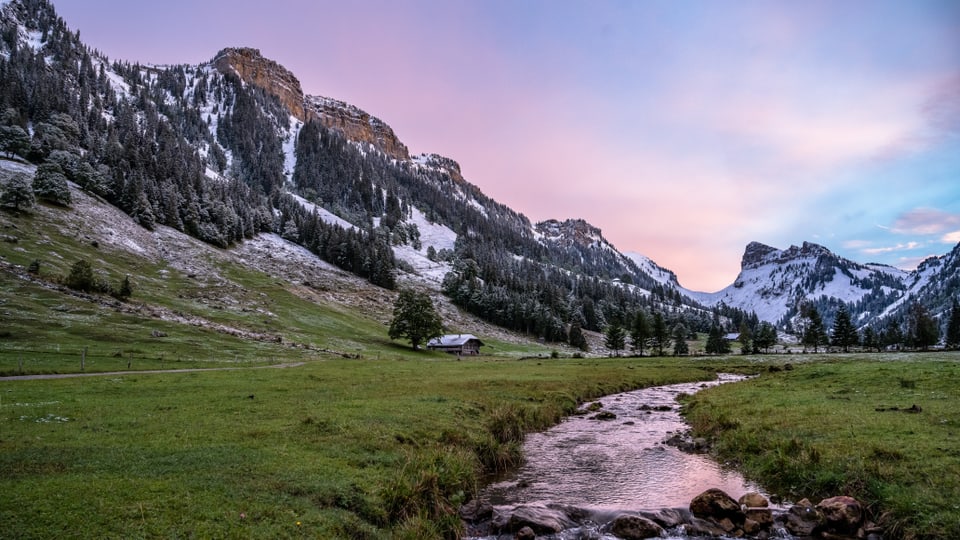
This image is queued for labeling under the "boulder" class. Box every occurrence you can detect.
[608,514,665,539]
[744,507,774,529]
[784,499,825,537]
[459,499,493,522]
[639,507,693,529]
[816,496,863,534]
[683,517,729,537]
[739,491,769,508]
[515,526,535,540]
[690,488,745,523]
[493,504,577,535]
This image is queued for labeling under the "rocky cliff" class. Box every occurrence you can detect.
[306,95,409,161]
[213,47,306,120]
[212,48,409,160]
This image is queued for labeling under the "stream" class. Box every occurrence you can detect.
[469,373,783,539]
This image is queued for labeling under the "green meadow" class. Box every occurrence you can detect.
[1,357,723,539]
[684,353,960,540]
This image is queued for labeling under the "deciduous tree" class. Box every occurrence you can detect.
[388,289,443,350]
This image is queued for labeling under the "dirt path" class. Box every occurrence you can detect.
[0,362,307,381]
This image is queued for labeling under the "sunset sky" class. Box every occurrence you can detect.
[54,0,960,291]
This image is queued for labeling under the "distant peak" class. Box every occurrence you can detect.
[741,241,779,268]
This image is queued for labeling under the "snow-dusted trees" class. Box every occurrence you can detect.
[32,162,71,206]
[0,171,35,211]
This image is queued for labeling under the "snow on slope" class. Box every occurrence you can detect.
[392,205,456,287]
[625,251,681,289]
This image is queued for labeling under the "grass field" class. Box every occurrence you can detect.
[683,353,960,540]
[1,356,733,539]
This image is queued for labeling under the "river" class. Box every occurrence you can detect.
[471,373,780,539]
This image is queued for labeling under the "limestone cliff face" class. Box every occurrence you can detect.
[212,48,409,161]
[306,96,409,161]
[213,47,306,120]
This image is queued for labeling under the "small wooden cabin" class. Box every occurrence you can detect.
[426,334,484,355]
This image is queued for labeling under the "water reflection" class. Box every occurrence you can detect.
[481,374,765,511]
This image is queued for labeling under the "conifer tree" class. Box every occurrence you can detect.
[830,305,857,352]
[802,305,827,352]
[630,310,650,355]
[946,298,960,350]
[568,320,588,351]
[651,312,668,356]
[906,302,939,351]
[671,323,689,356]
[604,323,625,356]
[705,324,729,355]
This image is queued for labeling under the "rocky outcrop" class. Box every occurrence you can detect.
[212,48,410,160]
[213,47,306,120]
[306,95,410,160]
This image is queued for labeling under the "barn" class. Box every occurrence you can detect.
[426,334,484,355]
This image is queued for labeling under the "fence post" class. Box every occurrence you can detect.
[81,347,87,371]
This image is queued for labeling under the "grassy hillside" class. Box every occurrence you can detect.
[1,161,564,376]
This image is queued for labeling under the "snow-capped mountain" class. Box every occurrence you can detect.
[2,0,957,341]
[686,240,960,329]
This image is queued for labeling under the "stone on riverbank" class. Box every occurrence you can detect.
[491,504,578,535]
[690,488,745,523]
[607,514,664,539]
[816,495,863,535]
[785,498,826,536]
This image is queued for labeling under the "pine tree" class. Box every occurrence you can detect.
[604,323,625,356]
[830,306,857,352]
[651,312,668,356]
[906,302,939,351]
[568,320,588,351]
[753,322,777,353]
[671,323,689,356]
[946,298,960,350]
[705,324,729,355]
[388,289,443,350]
[630,310,651,355]
[802,305,827,352]
[738,320,752,355]
[861,326,881,352]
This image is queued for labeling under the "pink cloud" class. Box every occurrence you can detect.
[892,208,960,235]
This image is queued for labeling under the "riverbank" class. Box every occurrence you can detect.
[1,356,739,539]
[682,353,960,539]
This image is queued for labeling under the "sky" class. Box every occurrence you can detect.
[52,0,960,292]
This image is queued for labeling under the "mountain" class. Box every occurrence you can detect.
[688,240,960,332]
[0,0,716,347]
[1,0,957,345]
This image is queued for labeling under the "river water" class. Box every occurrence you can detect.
[473,373,776,538]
